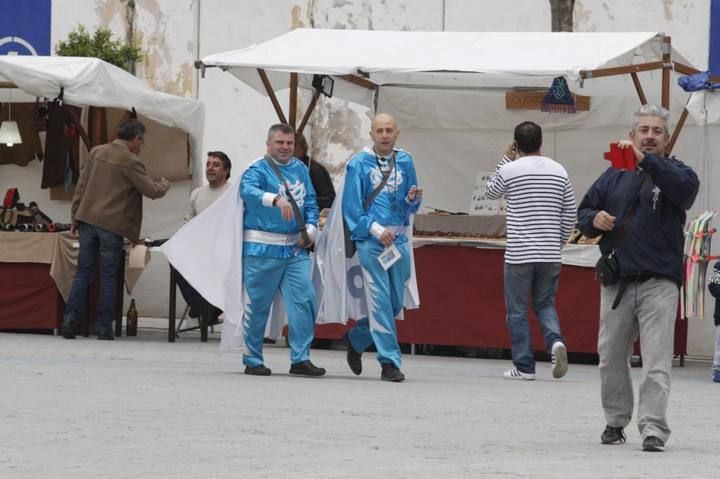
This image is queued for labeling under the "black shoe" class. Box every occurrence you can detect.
[210,307,223,325]
[381,363,405,382]
[343,333,362,375]
[642,436,665,452]
[60,320,76,339]
[97,330,114,341]
[244,364,272,376]
[289,360,326,377]
[600,425,626,445]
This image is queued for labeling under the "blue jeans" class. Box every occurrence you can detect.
[63,222,123,333]
[503,262,565,374]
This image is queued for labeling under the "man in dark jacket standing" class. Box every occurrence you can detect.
[294,134,336,210]
[61,119,171,340]
[578,105,699,452]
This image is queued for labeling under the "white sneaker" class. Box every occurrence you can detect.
[551,341,568,379]
[503,367,535,380]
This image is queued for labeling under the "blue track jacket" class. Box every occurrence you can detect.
[241,156,319,258]
[342,147,421,245]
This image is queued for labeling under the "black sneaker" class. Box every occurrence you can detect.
[289,360,326,377]
[60,320,76,339]
[642,436,665,452]
[343,333,362,375]
[244,364,272,376]
[600,425,626,445]
[381,363,405,382]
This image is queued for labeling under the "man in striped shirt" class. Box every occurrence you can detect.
[485,121,576,381]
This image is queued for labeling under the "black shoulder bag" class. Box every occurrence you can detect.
[264,155,311,246]
[595,176,649,309]
[343,153,396,258]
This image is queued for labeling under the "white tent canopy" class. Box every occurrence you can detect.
[0,55,205,181]
[200,29,714,216]
[201,29,692,94]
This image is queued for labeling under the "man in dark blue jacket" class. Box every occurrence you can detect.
[578,104,699,453]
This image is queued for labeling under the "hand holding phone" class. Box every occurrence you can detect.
[505,142,518,160]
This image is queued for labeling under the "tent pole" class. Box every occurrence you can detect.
[339,74,375,90]
[63,105,92,151]
[297,89,320,136]
[661,35,672,110]
[89,106,108,146]
[257,68,288,124]
[580,61,663,80]
[666,106,689,155]
[288,73,298,129]
[672,61,720,83]
[630,72,647,105]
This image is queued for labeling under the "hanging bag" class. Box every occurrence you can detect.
[594,176,649,287]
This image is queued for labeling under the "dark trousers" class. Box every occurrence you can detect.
[176,272,222,321]
[63,222,123,333]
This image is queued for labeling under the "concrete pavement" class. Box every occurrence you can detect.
[0,330,717,479]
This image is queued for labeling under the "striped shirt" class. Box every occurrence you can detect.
[485,155,576,264]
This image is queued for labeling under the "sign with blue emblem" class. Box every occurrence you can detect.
[0,0,51,56]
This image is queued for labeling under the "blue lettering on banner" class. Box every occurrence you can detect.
[0,0,51,56]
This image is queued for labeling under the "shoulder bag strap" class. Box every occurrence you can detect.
[611,174,650,247]
[264,155,310,244]
[363,152,396,209]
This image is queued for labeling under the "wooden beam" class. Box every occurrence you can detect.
[62,105,92,151]
[339,74,375,90]
[673,61,699,76]
[505,91,590,111]
[673,61,720,84]
[580,61,664,80]
[89,106,108,146]
[630,72,647,105]
[666,107,689,156]
[297,89,321,136]
[288,72,298,129]
[661,35,671,110]
[257,68,288,124]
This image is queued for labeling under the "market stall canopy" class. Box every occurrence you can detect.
[200,29,693,94]
[0,55,205,181]
[199,29,716,217]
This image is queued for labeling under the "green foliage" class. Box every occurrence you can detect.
[55,25,142,71]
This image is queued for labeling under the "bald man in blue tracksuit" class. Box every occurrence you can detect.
[343,113,423,382]
[240,123,324,377]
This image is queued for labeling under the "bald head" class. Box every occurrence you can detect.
[370,113,399,156]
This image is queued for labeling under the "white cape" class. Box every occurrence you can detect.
[161,180,286,350]
[314,179,420,325]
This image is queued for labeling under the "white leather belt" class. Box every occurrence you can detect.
[244,229,300,246]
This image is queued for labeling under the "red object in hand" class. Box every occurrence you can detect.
[603,143,636,171]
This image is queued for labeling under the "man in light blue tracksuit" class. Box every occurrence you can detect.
[240,123,325,377]
[342,113,423,382]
